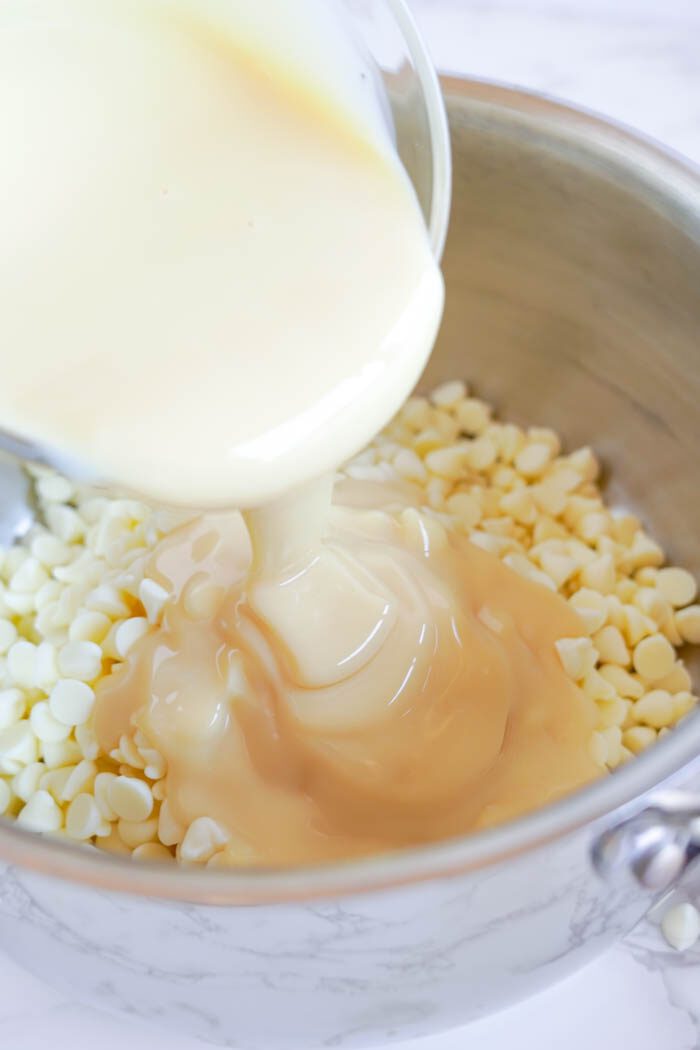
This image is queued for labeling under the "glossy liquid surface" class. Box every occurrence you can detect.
[96,490,600,866]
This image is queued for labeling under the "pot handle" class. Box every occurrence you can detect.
[592,790,700,892]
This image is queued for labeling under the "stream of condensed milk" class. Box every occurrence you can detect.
[1,0,600,865]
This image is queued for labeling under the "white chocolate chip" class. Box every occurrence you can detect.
[86,583,130,619]
[515,442,551,478]
[109,776,153,822]
[12,761,46,803]
[57,641,103,682]
[60,760,97,803]
[10,556,48,594]
[118,817,159,848]
[622,605,656,647]
[68,609,111,644]
[539,551,578,588]
[656,568,697,608]
[662,616,683,647]
[3,591,36,616]
[17,789,63,832]
[445,492,482,530]
[3,547,27,578]
[605,596,625,632]
[454,398,491,434]
[7,641,38,689]
[99,826,132,855]
[466,436,497,471]
[626,532,664,570]
[36,474,74,504]
[132,842,172,862]
[661,903,700,952]
[676,605,700,644]
[48,680,95,727]
[532,479,568,517]
[595,696,629,729]
[45,504,84,544]
[432,413,459,443]
[139,578,170,624]
[598,726,623,768]
[598,665,644,700]
[634,588,672,627]
[582,669,617,702]
[158,799,185,847]
[580,554,616,595]
[592,625,630,667]
[41,738,82,768]
[393,448,427,482]
[399,397,431,430]
[0,688,26,729]
[65,793,102,840]
[635,690,675,729]
[31,534,72,569]
[75,723,100,761]
[616,578,637,602]
[622,726,657,754]
[430,379,467,407]
[118,733,145,770]
[425,446,468,481]
[0,619,17,654]
[500,489,537,527]
[503,553,556,591]
[77,496,110,524]
[555,637,597,681]
[34,642,59,691]
[590,728,614,768]
[577,513,610,543]
[40,766,73,801]
[94,772,118,821]
[569,589,608,635]
[567,446,599,481]
[672,691,697,721]
[528,427,561,456]
[658,662,692,694]
[179,816,230,864]
[30,701,72,743]
[633,634,676,681]
[0,779,11,814]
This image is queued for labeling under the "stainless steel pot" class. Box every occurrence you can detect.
[0,78,699,1049]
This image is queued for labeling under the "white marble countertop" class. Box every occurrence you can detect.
[1,2,699,1048]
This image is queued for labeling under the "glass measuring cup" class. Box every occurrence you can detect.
[344,0,452,260]
[0,0,452,538]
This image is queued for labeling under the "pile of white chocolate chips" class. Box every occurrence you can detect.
[0,379,697,866]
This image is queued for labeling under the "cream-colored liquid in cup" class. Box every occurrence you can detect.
[0,0,443,508]
[1,0,601,865]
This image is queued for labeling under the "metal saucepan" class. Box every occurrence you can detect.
[0,78,698,1048]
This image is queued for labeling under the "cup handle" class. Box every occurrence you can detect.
[592,790,700,892]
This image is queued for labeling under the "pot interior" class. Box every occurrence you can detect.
[0,80,698,902]
[424,83,700,629]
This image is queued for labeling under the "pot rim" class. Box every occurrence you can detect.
[2,76,700,905]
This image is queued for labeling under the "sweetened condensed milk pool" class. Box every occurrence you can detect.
[96,500,599,865]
